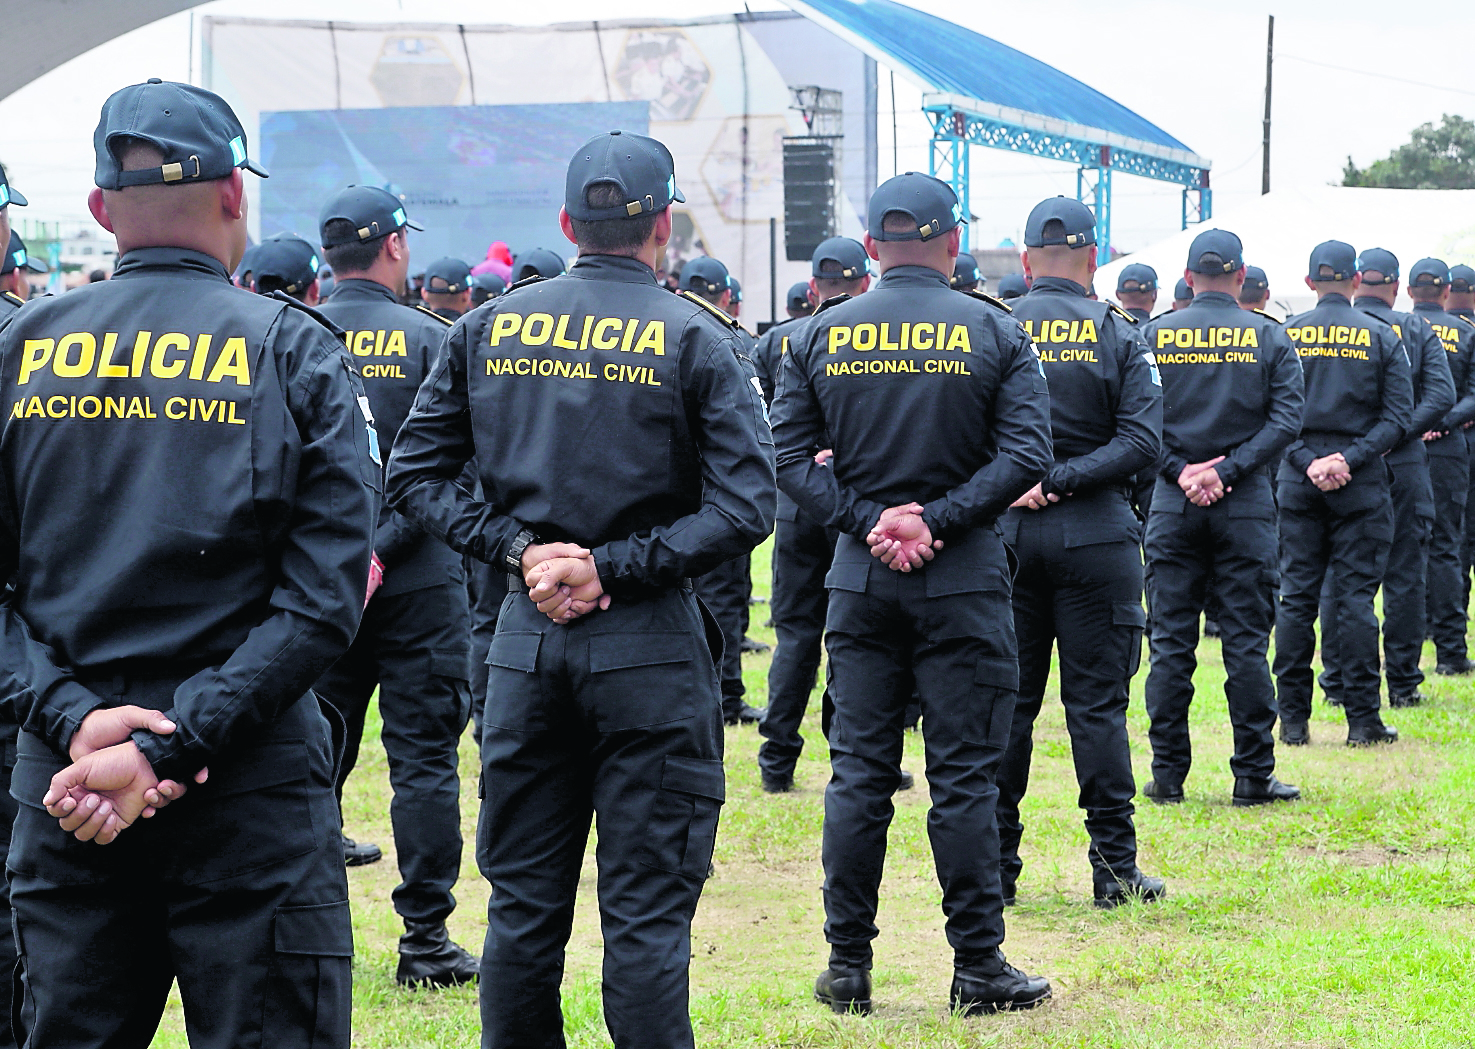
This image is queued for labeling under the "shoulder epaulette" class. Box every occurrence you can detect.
[506,274,547,292]
[270,290,346,339]
[1106,301,1138,324]
[963,289,1012,313]
[1,291,23,308]
[1252,308,1280,322]
[679,290,740,327]
[414,304,454,326]
[813,293,852,315]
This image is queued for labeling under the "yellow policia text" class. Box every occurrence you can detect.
[18,332,251,386]
[344,330,409,358]
[488,313,667,356]
[9,394,245,424]
[1154,327,1260,351]
[826,322,972,354]
[1020,318,1099,346]
[485,356,661,386]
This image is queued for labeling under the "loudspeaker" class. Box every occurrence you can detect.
[783,137,840,262]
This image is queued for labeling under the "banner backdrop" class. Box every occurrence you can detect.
[203,12,878,321]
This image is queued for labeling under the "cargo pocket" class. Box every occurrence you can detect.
[1113,601,1148,679]
[587,633,698,731]
[263,900,353,1049]
[967,658,1020,749]
[639,756,725,880]
[484,632,544,732]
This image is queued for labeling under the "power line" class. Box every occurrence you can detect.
[1281,53,1475,99]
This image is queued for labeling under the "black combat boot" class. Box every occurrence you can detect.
[1092,868,1166,909]
[814,966,871,1014]
[342,833,382,867]
[950,949,1051,1014]
[396,922,480,988]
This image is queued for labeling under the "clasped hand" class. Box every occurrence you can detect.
[522,542,611,625]
[41,706,207,845]
[1180,456,1231,507]
[865,504,943,572]
[1306,453,1351,492]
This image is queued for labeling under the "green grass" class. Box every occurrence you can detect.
[150,538,1475,1047]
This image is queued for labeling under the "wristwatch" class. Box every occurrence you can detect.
[505,528,538,573]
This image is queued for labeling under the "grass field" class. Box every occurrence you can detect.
[152,536,1475,1048]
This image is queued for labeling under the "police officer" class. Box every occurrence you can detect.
[1171,278,1193,311]
[1449,266,1475,610]
[511,246,567,283]
[752,237,869,791]
[385,129,774,1049]
[996,197,1164,907]
[772,172,1052,1016]
[1114,262,1158,322]
[0,79,376,1048]
[681,255,766,724]
[951,252,982,292]
[313,186,479,985]
[232,241,261,289]
[1141,229,1303,804]
[421,256,474,319]
[0,161,20,256]
[250,233,323,305]
[0,231,43,306]
[996,272,1028,300]
[1318,250,1452,708]
[1408,259,1475,675]
[728,276,748,322]
[1239,265,1272,315]
[785,279,815,318]
[470,269,506,307]
[1276,241,1413,745]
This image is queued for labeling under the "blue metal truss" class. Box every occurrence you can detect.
[925,103,1211,262]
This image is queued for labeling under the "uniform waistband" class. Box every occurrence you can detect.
[506,574,693,595]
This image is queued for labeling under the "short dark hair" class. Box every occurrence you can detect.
[1409,284,1443,302]
[815,258,865,298]
[570,182,659,256]
[1238,289,1266,304]
[255,274,309,301]
[881,210,914,235]
[322,219,388,274]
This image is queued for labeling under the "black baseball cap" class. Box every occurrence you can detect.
[1409,258,1450,288]
[1174,278,1193,301]
[1186,229,1243,274]
[1356,248,1398,285]
[471,271,506,297]
[565,130,684,221]
[251,234,319,295]
[812,236,868,279]
[997,273,1028,299]
[728,278,743,305]
[0,162,25,209]
[424,256,472,294]
[1024,196,1096,249]
[867,172,965,242]
[1450,264,1475,292]
[951,253,980,288]
[319,186,422,248]
[2,231,45,275]
[94,79,267,190]
[512,248,566,283]
[1241,265,1269,294]
[786,281,812,311]
[679,256,730,295]
[1116,262,1158,294]
[1308,240,1356,282]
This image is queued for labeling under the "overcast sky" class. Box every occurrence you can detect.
[5,0,1475,253]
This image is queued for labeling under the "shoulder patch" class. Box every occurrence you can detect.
[813,293,852,316]
[1252,308,1281,323]
[1,291,23,308]
[1106,301,1139,324]
[270,290,347,339]
[679,290,740,326]
[963,289,1013,314]
[414,304,454,326]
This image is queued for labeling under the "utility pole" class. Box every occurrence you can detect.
[1262,14,1274,195]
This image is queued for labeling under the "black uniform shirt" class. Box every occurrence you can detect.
[384,253,776,598]
[771,264,1053,541]
[1411,301,1475,456]
[0,247,378,779]
[1353,295,1454,464]
[1008,277,1161,496]
[1142,291,1304,488]
[0,291,22,320]
[1122,306,1153,325]
[752,315,814,523]
[318,278,463,596]
[1282,292,1414,473]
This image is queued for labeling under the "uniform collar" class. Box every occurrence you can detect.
[875,265,949,289]
[1187,290,1239,308]
[111,247,231,282]
[568,254,659,285]
[1026,275,1087,297]
[1313,292,1351,308]
[327,278,400,303]
[1352,295,1394,315]
[1411,301,1443,314]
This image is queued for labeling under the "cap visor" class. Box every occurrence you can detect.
[404,218,425,232]
[24,261,47,274]
[5,187,26,207]
[671,182,686,204]
[243,159,270,179]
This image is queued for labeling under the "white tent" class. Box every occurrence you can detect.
[1098,186,1475,320]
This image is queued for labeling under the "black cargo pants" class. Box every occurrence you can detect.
[1275,465,1394,729]
[8,691,350,1049]
[1425,441,1468,665]
[693,555,751,717]
[315,581,472,926]
[1144,476,1280,786]
[996,503,1144,888]
[478,584,725,1049]
[465,553,505,742]
[821,531,1016,969]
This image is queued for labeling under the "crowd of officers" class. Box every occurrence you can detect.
[0,77,1469,1048]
